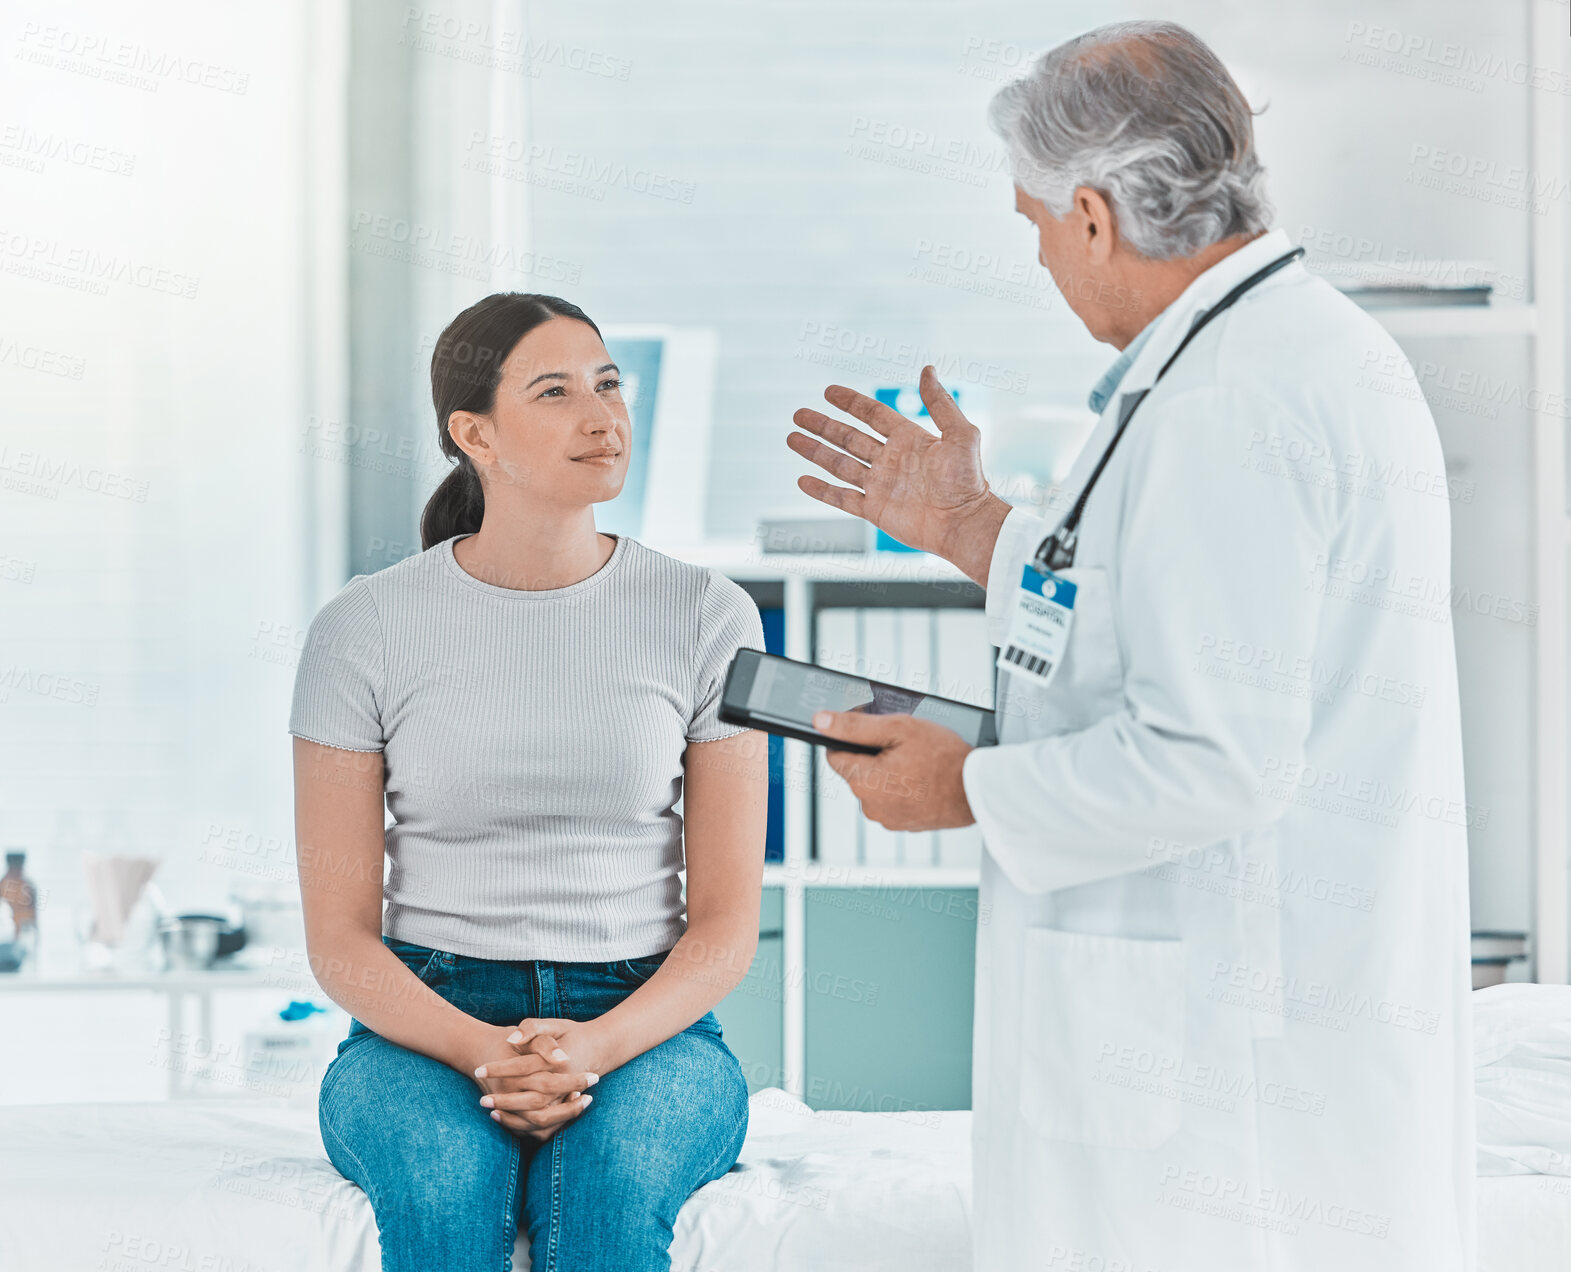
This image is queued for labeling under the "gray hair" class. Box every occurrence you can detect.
[987,21,1272,260]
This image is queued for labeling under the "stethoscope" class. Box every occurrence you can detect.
[1030,245,1307,575]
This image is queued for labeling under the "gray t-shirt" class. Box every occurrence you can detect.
[288,532,763,962]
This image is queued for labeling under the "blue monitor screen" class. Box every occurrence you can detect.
[596,336,663,539]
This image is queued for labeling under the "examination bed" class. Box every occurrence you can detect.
[0,1086,971,1271]
[1,984,1567,1271]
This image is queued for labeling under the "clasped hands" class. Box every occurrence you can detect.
[468,1017,610,1143]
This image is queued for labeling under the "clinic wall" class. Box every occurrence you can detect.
[0,1,333,927]
[514,0,1548,937]
[1422,336,1536,932]
[343,0,536,578]
[516,0,1532,534]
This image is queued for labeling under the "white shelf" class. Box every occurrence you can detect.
[0,967,316,992]
[1370,303,1537,338]
[764,864,980,889]
[646,540,977,586]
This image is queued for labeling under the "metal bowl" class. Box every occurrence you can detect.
[157,915,225,970]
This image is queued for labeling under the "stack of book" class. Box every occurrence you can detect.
[759,606,787,863]
[1471,930,1529,989]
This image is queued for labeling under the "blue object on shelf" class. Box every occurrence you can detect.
[874,527,921,553]
[871,387,958,555]
[279,999,327,1022]
[761,606,787,862]
[873,385,958,420]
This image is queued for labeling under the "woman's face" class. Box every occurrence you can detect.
[451,316,630,506]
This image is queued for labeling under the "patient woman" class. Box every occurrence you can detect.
[289,292,767,1272]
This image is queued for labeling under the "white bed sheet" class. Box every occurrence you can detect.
[1476,1174,1571,1272]
[3,1087,1565,1272]
[0,1088,972,1272]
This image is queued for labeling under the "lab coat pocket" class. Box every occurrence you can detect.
[998,566,1124,738]
[1020,926,1186,1150]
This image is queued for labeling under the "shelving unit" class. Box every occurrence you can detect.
[662,543,987,1097]
[645,542,986,1099]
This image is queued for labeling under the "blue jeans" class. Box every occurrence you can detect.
[318,935,750,1272]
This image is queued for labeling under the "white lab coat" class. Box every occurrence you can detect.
[959,228,1475,1272]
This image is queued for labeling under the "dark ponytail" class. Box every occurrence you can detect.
[420,292,604,550]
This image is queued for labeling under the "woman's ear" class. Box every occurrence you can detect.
[447,410,492,470]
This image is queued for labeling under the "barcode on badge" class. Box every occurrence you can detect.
[1002,644,1052,677]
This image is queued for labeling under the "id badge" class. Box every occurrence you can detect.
[997,565,1075,689]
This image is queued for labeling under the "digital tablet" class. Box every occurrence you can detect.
[717,648,998,755]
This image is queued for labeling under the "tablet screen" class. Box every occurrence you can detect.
[746,655,991,746]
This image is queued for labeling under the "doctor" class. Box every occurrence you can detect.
[787,20,1473,1272]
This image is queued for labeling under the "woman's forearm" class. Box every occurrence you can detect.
[589,920,759,1073]
[310,929,493,1074]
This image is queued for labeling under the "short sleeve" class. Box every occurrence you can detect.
[288,578,386,752]
[686,569,765,743]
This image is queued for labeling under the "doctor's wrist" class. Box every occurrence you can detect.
[939,492,1012,589]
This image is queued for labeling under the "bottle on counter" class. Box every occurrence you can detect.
[1,848,39,967]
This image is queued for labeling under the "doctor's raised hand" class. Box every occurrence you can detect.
[786,366,1012,827]
[786,365,1012,590]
